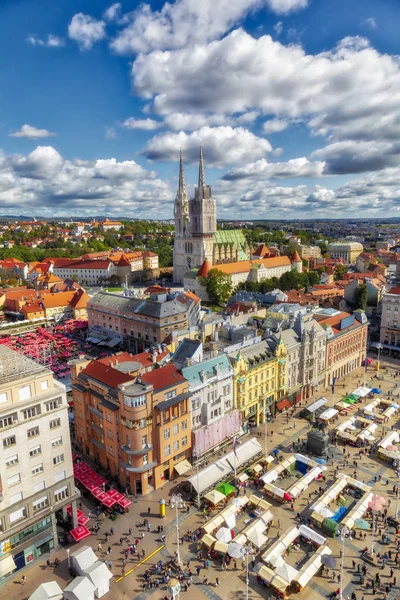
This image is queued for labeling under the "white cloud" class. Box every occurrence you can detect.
[123,117,162,130]
[103,3,121,22]
[0,146,173,218]
[143,126,272,167]
[263,118,289,134]
[311,140,400,174]
[68,13,106,50]
[163,112,234,130]
[274,21,283,36]
[10,125,56,139]
[110,0,309,55]
[105,127,117,140]
[223,157,325,180]
[362,17,377,29]
[26,34,65,47]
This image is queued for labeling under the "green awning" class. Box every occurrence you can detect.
[215,482,236,497]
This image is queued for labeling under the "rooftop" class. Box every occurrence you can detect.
[0,345,48,385]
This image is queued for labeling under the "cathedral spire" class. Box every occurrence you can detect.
[178,148,188,198]
[198,144,206,191]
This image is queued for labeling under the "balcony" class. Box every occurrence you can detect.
[121,444,153,456]
[88,405,103,419]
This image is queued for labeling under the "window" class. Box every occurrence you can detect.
[7,473,21,487]
[182,436,188,447]
[31,463,44,476]
[140,418,146,428]
[143,454,148,465]
[33,480,45,493]
[40,380,49,391]
[29,445,42,457]
[0,413,17,428]
[53,454,64,465]
[52,436,63,447]
[106,414,113,423]
[141,435,147,448]
[10,506,27,523]
[49,418,61,429]
[6,454,18,467]
[10,491,23,505]
[27,426,39,438]
[54,486,69,502]
[108,446,114,456]
[124,395,146,408]
[165,389,176,401]
[0,392,7,404]
[33,495,49,512]
[181,420,187,430]
[45,398,62,412]
[23,405,41,420]
[55,470,66,483]
[165,444,171,456]
[173,440,179,452]
[3,435,16,448]
[19,385,31,401]
[164,428,170,439]
[173,423,179,435]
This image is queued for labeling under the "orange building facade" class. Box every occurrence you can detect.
[71,353,192,495]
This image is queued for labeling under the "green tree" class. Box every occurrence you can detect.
[200,269,233,306]
[354,283,368,310]
[334,264,348,281]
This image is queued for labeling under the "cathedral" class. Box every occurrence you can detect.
[173,147,250,284]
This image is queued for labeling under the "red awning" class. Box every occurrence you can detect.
[70,525,91,542]
[78,515,90,526]
[101,496,117,508]
[276,399,291,412]
[90,486,104,499]
[118,497,132,509]
[107,489,124,502]
[86,483,99,493]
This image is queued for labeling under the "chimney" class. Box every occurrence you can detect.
[200,370,206,382]
[152,350,157,363]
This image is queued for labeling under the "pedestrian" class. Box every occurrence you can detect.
[142,549,145,558]
[203,576,208,585]
[147,523,151,532]
[215,577,220,587]
[148,507,151,515]
[98,543,102,552]
[21,575,26,585]
[107,545,111,555]
[394,577,397,587]
[196,566,201,576]
[141,531,145,539]
[110,527,114,536]
[128,527,132,535]
[234,560,237,570]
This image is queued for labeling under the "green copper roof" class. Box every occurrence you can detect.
[213,230,249,260]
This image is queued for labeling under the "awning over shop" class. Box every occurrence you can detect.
[0,555,16,578]
[106,338,120,348]
[174,459,192,476]
[276,399,291,412]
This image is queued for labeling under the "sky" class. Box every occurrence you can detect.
[1,0,400,220]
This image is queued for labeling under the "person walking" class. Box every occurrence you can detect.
[98,543,102,552]
[148,507,151,515]
[21,575,26,586]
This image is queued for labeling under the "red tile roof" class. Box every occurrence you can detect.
[291,250,302,263]
[140,363,185,390]
[82,360,133,388]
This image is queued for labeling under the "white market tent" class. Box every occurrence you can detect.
[63,577,96,600]
[84,562,113,598]
[70,546,97,575]
[306,398,328,414]
[319,408,338,421]
[353,386,371,397]
[188,438,262,494]
[28,582,63,600]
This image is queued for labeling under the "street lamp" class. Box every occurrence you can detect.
[66,548,70,568]
[264,406,268,458]
[377,342,383,372]
[170,493,183,564]
[338,525,350,600]
[241,544,253,600]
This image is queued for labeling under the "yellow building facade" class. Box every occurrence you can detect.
[230,339,287,430]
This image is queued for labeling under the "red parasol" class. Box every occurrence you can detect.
[70,525,91,542]
[118,497,132,509]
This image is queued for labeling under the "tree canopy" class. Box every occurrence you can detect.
[200,269,233,306]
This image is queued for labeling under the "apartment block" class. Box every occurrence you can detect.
[0,347,78,582]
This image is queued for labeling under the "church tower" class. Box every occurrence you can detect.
[173,147,217,284]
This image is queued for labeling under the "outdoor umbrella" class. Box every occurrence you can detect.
[321,555,337,569]
[227,542,244,559]
[355,519,370,530]
[70,525,91,542]
[246,529,268,549]
[371,388,382,394]
[216,482,236,497]
[215,527,232,543]
[204,490,226,505]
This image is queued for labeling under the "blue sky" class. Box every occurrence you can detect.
[1,0,400,219]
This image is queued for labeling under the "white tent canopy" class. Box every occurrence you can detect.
[188,437,262,494]
[64,577,96,600]
[353,386,371,397]
[84,562,113,599]
[319,408,338,421]
[306,398,328,413]
[28,582,63,600]
[71,546,97,576]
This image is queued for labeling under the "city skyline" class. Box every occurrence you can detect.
[1,0,400,219]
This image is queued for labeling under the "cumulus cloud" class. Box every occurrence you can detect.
[68,13,106,50]
[123,117,162,130]
[103,3,121,22]
[110,0,309,55]
[142,126,272,167]
[0,146,172,218]
[10,125,56,139]
[223,157,325,180]
[26,34,65,47]
[263,119,289,134]
[163,113,234,130]
[311,140,400,174]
